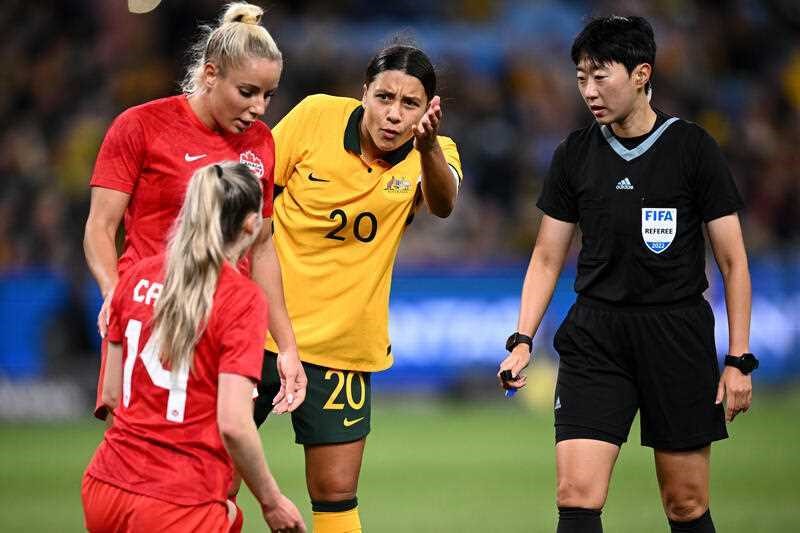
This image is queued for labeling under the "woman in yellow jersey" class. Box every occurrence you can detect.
[254,44,462,532]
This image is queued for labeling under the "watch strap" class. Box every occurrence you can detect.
[724,353,759,374]
[506,332,533,353]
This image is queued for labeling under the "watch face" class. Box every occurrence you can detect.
[506,333,531,352]
[505,334,518,352]
[729,353,759,374]
[741,353,759,373]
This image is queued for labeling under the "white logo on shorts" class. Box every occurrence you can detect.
[554,396,561,410]
[641,208,677,254]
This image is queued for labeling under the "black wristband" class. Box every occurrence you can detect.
[506,332,533,353]
[724,353,759,375]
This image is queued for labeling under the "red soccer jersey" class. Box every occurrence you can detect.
[87,254,268,506]
[91,95,275,275]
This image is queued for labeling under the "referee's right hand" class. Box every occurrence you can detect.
[716,366,753,422]
[497,346,531,391]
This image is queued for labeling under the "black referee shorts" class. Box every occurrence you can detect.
[553,295,728,450]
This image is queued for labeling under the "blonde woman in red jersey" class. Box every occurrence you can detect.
[82,162,306,533]
[84,1,306,421]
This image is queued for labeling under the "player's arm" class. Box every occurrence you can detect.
[707,213,752,422]
[248,100,311,413]
[498,215,576,388]
[250,219,307,413]
[217,373,305,532]
[414,95,457,218]
[84,187,129,337]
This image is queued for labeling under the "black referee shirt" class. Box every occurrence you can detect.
[537,110,744,304]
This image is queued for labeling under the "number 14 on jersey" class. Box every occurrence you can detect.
[123,319,190,423]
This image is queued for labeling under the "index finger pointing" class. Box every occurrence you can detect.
[428,109,441,128]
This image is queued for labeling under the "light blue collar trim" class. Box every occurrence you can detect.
[600,117,679,161]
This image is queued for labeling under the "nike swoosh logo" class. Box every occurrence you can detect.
[308,173,330,182]
[184,153,207,162]
[343,416,365,428]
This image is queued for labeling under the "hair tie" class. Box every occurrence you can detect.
[233,13,262,25]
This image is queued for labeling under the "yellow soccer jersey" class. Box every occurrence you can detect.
[265,94,462,372]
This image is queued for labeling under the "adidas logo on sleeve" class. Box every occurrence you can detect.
[615,177,634,190]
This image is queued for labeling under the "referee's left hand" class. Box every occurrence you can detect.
[716,367,753,422]
[497,345,531,391]
[413,95,442,152]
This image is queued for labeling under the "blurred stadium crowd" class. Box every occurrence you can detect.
[0,0,798,385]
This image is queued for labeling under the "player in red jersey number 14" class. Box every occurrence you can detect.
[82,162,305,533]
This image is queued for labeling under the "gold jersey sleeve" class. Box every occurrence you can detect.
[265,94,462,372]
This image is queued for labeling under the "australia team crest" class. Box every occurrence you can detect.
[641,208,676,254]
[384,175,411,193]
[240,150,264,178]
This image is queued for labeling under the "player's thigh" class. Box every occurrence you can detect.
[556,439,620,509]
[654,446,711,516]
[304,438,367,501]
[296,361,371,499]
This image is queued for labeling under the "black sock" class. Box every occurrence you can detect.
[557,507,602,533]
[669,508,715,532]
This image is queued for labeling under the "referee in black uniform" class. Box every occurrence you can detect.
[498,16,755,533]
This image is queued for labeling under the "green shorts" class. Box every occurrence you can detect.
[254,351,372,445]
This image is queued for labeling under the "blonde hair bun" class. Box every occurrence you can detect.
[222,2,263,25]
[181,1,280,95]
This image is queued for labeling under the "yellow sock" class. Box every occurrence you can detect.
[312,507,362,533]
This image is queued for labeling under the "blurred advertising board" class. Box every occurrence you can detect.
[380,254,800,390]
[1,254,797,390]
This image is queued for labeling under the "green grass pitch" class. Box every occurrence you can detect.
[1,390,798,532]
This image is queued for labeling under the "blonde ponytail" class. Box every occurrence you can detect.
[182,2,282,95]
[153,162,262,371]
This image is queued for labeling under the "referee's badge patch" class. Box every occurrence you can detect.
[641,208,677,254]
